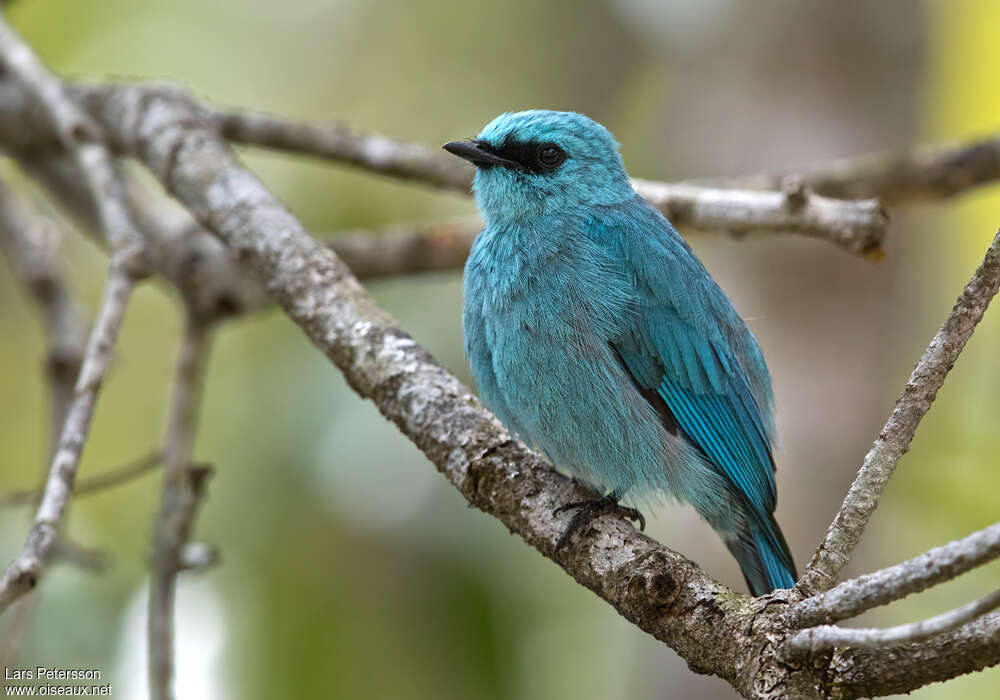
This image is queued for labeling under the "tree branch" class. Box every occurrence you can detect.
[0,177,88,447]
[0,12,151,615]
[3,68,997,695]
[0,450,163,507]
[150,106,1000,208]
[790,520,1000,628]
[0,14,145,263]
[211,105,888,255]
[325,220,480,279]
[77,82,769,693]
[730,133,1000,204]
[787,588,1000,653]
[632,177,887,257]
[22,147,466,309]
[15,153,269,321]
[833,612,1000,697]
[217,107,1000,208]
[148,317,213,700]
[800,228,1000,594]
[0,256,138,614]
[214,108,474,190]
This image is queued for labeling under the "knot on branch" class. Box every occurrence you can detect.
[183,462,213,496]
[781,174,809,211]
[11,563,38,592]
[626,554,681,610]
[45,348,84,384]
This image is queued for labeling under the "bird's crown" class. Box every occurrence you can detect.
[475,110,622,168]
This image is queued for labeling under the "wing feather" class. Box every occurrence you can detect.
[591,200,778,519]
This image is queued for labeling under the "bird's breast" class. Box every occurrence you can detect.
[466,221,636,342]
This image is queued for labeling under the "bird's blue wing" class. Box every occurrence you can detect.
[615,308,776,517]
[589,199,778,520]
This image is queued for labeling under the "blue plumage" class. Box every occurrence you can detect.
[446,110,796,595]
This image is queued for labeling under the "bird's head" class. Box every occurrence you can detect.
[444,110,634,225]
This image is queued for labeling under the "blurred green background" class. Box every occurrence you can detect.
[1,1,998,698]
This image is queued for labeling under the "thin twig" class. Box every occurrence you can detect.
[148,317,213,700]
[209,104,889,255]
[0,177,106,661]
[0,450,163,507]
[214,108,473,190]
[0,594,37,670]
[176,542,218,572]
[788,588,1000,652]
[834,613,1000,697]
[0,177,88,451]
[789,520,1000,628]
[0,12,149,616]
[800,230,1000,594]
[50,537,109,572]
[0,258,138,614]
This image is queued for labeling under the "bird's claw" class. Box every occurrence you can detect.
[553,495,645,550]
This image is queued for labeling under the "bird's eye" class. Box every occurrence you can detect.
[536,144,566,169]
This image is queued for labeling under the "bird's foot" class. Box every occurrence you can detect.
[553,494,645,550]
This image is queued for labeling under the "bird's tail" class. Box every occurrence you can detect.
[724,510,797,596]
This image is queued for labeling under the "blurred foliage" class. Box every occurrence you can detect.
[0,1,998,698]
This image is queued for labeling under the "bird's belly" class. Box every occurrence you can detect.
[484,317,671,499]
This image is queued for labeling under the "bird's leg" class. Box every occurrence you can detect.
[553,490,645,550]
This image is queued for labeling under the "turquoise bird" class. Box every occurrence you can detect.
[445,110,796,595]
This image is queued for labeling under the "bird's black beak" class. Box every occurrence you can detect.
[443,140,523,170]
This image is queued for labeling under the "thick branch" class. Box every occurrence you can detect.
[801,229,1000,593]
[790,520,1000,628]
[788,588,1000,652]
[148,318,213,700]
[78,82,766,693]
[0,257,138,614]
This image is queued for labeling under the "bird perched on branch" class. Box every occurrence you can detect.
[445,111,795,595]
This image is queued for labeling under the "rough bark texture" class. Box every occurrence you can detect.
[830,612,1000,698]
